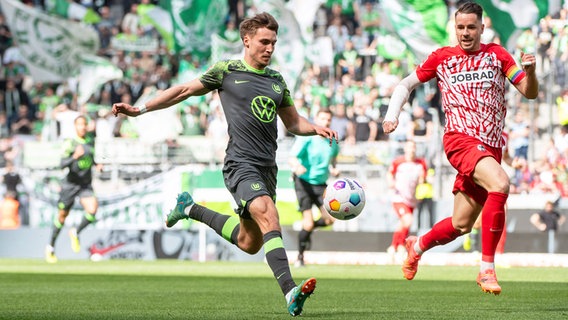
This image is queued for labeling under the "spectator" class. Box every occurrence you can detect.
[335,39,362,80]
[2,79,28,129]
[508,110,530,160]
[10,104,34,135]
[548,24,568,90]
[330,103,350,141]
[360,1,380,46]
[557,89,568,126]
[407,105,434,142]
[128,72,145,103]
[536,16,553,74]
[222,18,240,43]
[510,157,533,194]
[0,190,19,229]
[0,13,12,57]
[52,103,81,141]
[415,168,435,230]
[95,108,116,141]
[325,1,360,35]
[530,200,565,232]
[2,160,21,199]
[326,16,350,54]
[530,199,566,254]
[0,111,9,138]
[180,104,206,136]
[345,99,377,143]
[121,3,141,36]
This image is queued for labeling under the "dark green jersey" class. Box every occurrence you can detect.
[60,135,95,185]
[200,59,294,166]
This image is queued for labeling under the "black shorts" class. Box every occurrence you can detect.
[58,181,95,210]
[223,161,277,219]
[293,175,326,212]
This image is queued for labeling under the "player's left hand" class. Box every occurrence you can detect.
[315,127,339,146]
[520,51,536,72]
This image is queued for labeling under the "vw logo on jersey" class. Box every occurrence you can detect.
[272,83,281,94]
[251,96,277,123]
[477,144,486,152]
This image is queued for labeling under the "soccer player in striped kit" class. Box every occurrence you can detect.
[382,1,538,295]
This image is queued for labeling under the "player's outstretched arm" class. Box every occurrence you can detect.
[382,71,422,134]
[112,78,211,117]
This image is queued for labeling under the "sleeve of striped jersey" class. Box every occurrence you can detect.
[498,47,526,85]
[415,49,441,83]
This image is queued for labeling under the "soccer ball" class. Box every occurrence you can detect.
[323,178,366,220]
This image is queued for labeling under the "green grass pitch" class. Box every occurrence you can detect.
[1,259,567,319]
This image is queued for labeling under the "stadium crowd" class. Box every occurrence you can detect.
[0,0,567,226]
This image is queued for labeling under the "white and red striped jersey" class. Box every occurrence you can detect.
[416,43,525,148]
[389,157,427,207]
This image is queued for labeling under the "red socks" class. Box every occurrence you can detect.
[481,192,508,262]
[391,227,409,248]
[420,217,462,252]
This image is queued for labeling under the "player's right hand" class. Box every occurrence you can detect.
[382,119,398,134]
[112,103,139,117]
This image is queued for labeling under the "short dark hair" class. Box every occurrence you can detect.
[455,1,483,22]
[239,12,279,40]
[318,108,333,117]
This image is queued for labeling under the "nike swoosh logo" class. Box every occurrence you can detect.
[276,272,287,280]
[235,80,250,84]
[89,243,125,256]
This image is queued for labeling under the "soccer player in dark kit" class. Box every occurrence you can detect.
[112,12,338,317]
[46,115,100,263]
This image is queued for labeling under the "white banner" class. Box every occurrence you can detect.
[77,55,123,106]
[1,0,100,83]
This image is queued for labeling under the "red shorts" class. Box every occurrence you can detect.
[443,132,503,205]
[392,202,414,218]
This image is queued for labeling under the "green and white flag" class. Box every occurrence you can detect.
[380,0,449,61]
[253,0,306,91]
[476,0,564,50]
[45,0,101,24]
[1,0,100,83]
[159,0,228,58]
[140,4,175,51]
[210,33,243,63]
[77,55,123,106]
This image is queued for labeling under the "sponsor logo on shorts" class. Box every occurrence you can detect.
[251,182,262,191]
[477,144,486,152]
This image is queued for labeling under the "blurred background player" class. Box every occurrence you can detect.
[386,140,427,263]
[289,109,340,267]
[45,115,100,263]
